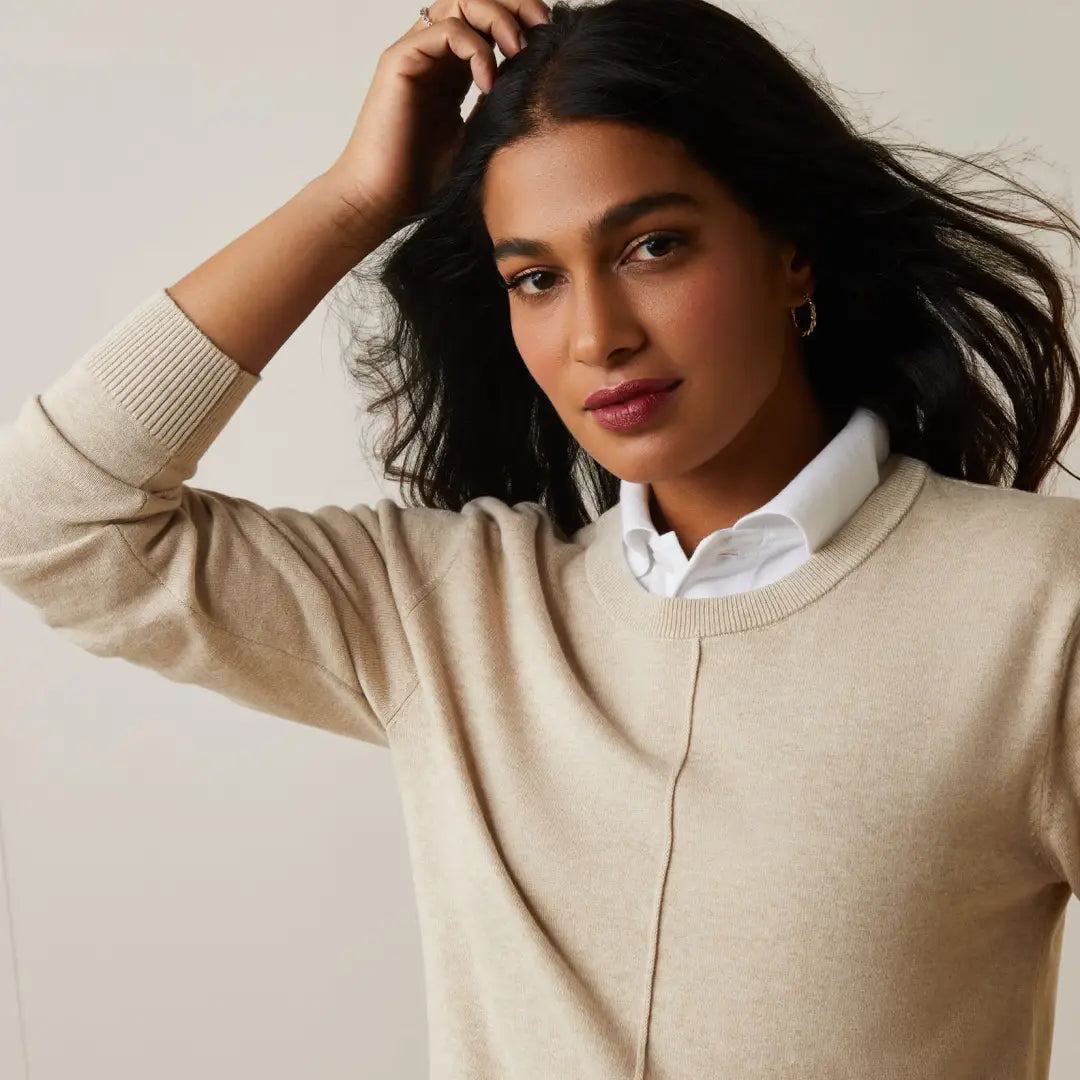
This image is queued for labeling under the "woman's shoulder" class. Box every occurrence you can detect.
[921,462,1080,524]
[916,462,1080,588]
[352,491,589,575]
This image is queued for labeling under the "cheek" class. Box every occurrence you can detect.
[518,350,562,405]
[651,253,786,413]
[511,244,782,416]
[511,314,571,405]
[656,250,773,347]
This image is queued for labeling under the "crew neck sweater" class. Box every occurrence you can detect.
[2,287,1080,1080]
[621,406,890,597]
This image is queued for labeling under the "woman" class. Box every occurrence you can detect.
[1,0,1079,1076]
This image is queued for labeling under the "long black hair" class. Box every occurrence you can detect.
[331,0,1080,541]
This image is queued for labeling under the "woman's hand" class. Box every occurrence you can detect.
[323,0,551,244]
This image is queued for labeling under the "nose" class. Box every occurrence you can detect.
[566,274,645,368]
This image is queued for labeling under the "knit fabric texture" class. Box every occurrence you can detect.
[1,288,1079,1079]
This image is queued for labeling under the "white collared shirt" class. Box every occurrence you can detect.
[619,406,891,598]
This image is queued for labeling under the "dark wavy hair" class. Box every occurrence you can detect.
[329,0,1080,540]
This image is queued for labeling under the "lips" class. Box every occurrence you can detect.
[584,378,682,410]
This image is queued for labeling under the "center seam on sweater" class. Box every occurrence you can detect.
[630,637,703,1079]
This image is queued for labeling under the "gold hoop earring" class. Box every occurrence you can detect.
[791,296,817,338]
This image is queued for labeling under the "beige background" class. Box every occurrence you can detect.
[2,0,1079,1076]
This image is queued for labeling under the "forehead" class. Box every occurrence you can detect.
[481,121,716,242]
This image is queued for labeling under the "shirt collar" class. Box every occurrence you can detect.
[619,406,891,574]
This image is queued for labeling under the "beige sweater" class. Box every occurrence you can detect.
[2,287,1080,1079]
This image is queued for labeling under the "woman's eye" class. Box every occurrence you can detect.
[501,232,686,301]
[507,270,559,297]
[637,234,682,260]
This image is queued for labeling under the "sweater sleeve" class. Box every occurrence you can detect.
[1037,609,1080,895]
[0,289,458,746]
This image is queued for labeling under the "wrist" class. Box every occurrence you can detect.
[307,169,399,257]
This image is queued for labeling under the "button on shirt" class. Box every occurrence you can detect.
[619,406,891,598]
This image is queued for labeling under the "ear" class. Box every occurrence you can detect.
[777,240,814,306]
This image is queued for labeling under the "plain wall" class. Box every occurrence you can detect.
[2,0,1079,1076]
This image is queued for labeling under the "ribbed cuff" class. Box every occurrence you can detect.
[39,288,261,486]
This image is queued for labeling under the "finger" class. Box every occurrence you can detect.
[459,0,549,58]
[410,15,499,94]
[504,0,554,29]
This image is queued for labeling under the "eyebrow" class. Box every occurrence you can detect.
[490,190,704,264]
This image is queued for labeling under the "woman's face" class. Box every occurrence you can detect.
[481,120,814,486]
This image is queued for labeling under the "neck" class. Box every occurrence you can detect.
[648,350,841,557]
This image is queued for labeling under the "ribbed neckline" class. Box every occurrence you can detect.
[583,451,930,638]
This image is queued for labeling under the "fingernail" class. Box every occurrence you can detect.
[519,30,528,50]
